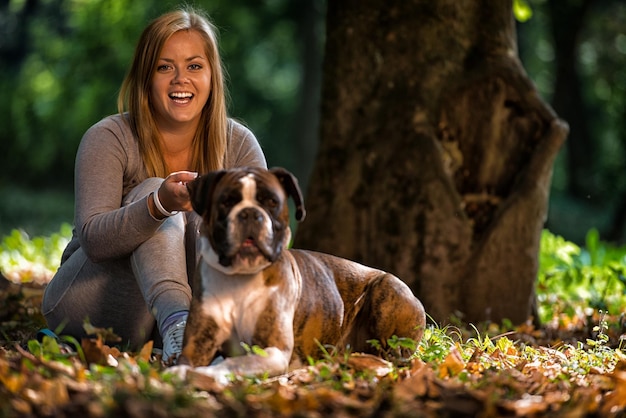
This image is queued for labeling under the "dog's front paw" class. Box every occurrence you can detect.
[191,365,233,387]
[166,364,192,381]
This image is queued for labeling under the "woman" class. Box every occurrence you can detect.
[42,7,266,363]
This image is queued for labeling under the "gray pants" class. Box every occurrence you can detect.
[42,178,200,350]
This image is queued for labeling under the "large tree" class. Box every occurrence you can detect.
[295,0,568,325]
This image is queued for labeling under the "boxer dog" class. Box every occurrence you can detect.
[171,167,425,384]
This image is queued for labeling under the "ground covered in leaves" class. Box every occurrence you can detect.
[1,275,626,418]
[2,227,626,417]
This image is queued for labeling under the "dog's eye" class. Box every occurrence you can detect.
[220,193,241,209]
[258,193,278,209]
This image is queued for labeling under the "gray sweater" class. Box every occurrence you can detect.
[62,113,267,265]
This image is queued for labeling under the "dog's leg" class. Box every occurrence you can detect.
[349,273,426,356]
[179,308,223,367]
[168,310,225,381]
[189,295,297,385]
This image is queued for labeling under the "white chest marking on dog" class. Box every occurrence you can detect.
[198,250,273,343]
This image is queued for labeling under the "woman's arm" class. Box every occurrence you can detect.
[73,118,163,262]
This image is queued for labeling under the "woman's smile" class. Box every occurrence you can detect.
[169,91,195,104]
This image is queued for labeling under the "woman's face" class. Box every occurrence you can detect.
[150,30,212,133]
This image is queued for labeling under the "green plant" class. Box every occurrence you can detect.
[416,323,461,364]
[537,229,626,323]
[0,223,72,285]
[240,342,269,357]
[367,335,418,365]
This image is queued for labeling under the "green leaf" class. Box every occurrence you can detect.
[513,0,533,23]
[41,335,62,356]
[367,339,382,351]
[27,339,43,357]
[251,346,269,357]
[586,228,601,266]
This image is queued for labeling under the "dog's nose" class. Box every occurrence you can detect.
[238,207,264,223]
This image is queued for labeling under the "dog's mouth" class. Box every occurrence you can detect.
[240,237,258,251]
[217,236,272,272]
[235,236,268,259]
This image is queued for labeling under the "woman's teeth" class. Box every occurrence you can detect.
[169,92,193,102]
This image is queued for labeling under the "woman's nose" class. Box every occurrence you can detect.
[172,69,189,84]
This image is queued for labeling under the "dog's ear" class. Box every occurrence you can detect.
[186,170,226,215]
[269,167,306,222]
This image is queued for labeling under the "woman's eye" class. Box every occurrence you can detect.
[157,64,171,72]
[189,63,202,70]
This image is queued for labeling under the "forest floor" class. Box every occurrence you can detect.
[1,274,626,418]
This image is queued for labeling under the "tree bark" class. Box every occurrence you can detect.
[294,0,568,325]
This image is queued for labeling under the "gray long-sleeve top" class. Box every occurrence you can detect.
[63,113,267,264]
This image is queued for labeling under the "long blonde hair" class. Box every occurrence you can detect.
[118,7,228,177]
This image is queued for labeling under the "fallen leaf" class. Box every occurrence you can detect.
[137,340,153,362]
[438,346,465,378]
[600,370,626,416]
[347,353,393,377]
[395,359,439,399]
[501,393,548,415]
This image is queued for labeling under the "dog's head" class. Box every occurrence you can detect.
[187,167,305,275]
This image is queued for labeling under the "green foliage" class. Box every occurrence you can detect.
[537,228,626,323]
[519,0,626,227]
[240,342,269,357]
[0,223,72,285]
[367,334,419,366]
[1,0,157,188]
[513,0,533,23]
[416,324,461,364]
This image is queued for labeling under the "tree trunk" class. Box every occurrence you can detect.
[294,0,568,325]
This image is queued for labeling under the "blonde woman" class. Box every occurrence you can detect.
[42,8,266,363]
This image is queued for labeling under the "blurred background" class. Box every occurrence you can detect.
[1,0,625,246]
